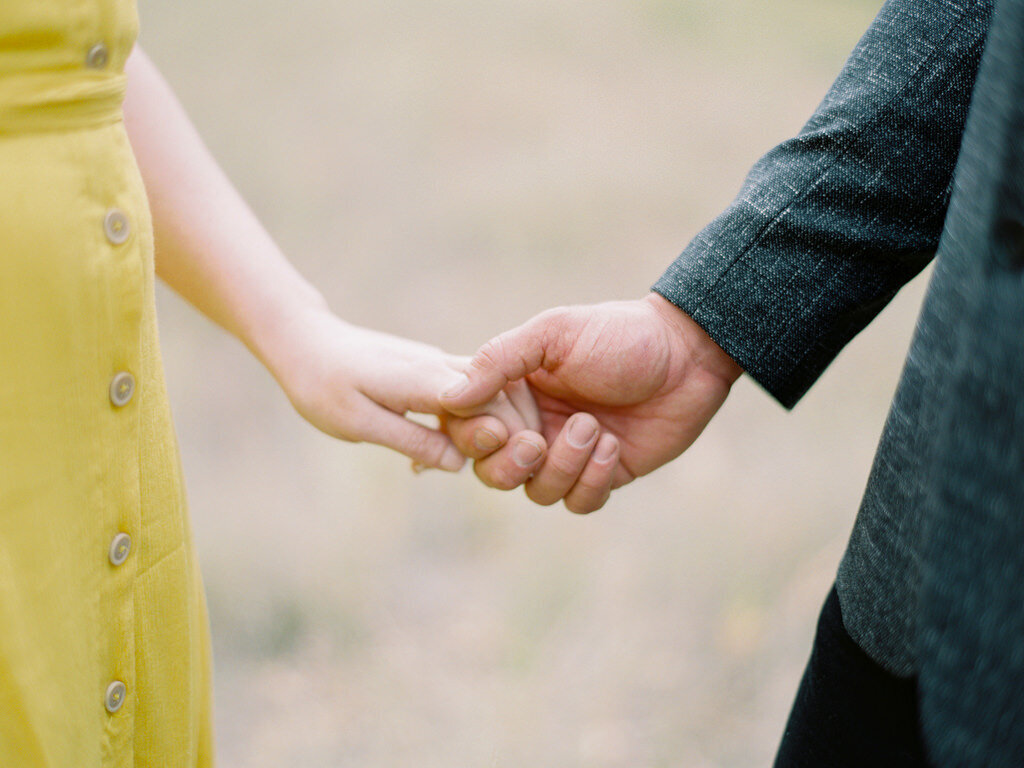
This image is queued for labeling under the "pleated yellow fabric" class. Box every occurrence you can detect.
[0,2,213,765]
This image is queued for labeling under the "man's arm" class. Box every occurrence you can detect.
[443,0,994,510]
[656,0,992,407]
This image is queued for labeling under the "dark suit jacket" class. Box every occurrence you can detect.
[653,0,1024,763]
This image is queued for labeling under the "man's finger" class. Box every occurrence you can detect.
[440,314,554,414]
[611,464,634,490]
[445,414,510,460]
[563,433,619,514]
[524,413,600,506]
[472,430,547,491]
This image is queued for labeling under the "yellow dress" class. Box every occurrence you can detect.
[0,2,213,765]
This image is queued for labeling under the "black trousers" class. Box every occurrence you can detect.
[773,586,930,767]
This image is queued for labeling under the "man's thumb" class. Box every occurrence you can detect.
[440,320,547,414]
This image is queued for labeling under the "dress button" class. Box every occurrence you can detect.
[86,43,109,69]
[109,533,132,566]
[109,372,135,407]
[104,209,131,245]
[105,681,127,713]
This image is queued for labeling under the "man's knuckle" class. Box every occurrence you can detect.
[525,484,560,507]
[547,454,582,479]
[565,497,594,515]
[575,473,607,494]
[476,462,518,491]
[474,339,506,372]
[446,425,474,453]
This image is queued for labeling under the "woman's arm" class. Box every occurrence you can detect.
[122,47,541,472]
[124,48,324,371]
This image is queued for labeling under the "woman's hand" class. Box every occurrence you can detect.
[263,307,546,472]
[122,50,545,473]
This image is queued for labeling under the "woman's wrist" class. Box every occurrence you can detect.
[244,284,337,390]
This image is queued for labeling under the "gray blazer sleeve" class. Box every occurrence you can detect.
[652,0,992,408]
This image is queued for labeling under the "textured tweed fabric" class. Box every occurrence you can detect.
[656,0,1024,763]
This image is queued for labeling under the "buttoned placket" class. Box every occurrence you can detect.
[99,178,143,764]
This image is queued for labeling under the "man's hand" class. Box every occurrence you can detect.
[440,294,743,513]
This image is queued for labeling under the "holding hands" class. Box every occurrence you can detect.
[438,294,743,513]
[272,293,741,517]
[124,50,742,517]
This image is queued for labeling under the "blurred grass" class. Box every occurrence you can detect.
[136,0,923,765]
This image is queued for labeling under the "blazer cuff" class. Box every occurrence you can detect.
[652,0,991,408]
[652,244,909,410]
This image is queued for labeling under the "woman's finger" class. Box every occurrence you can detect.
[359,405,465,472]
[474,389,529,435]
[506,378,543,433]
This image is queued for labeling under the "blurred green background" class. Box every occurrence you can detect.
[138,0,922,765]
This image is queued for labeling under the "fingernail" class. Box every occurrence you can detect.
[567,414,598,449]
[593,434,618,462]
[512,438,543,468]
[474,428,501,452]
[441,373,470,400]
[439,445,465,472]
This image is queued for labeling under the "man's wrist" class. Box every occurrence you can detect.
[643,292,743,386]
